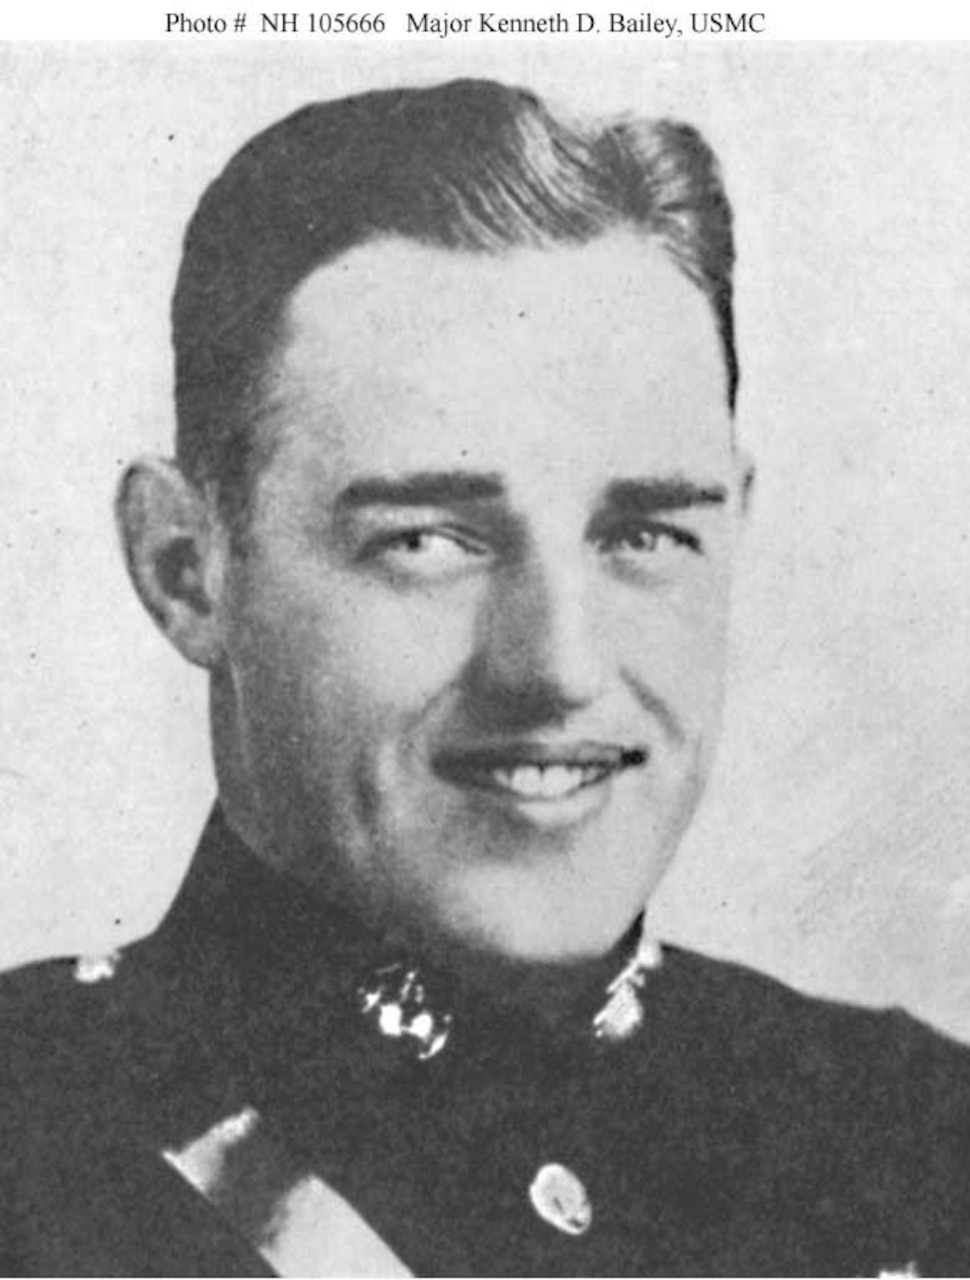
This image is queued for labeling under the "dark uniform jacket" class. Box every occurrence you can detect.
[3,808,970,1276]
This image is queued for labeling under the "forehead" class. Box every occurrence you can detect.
[264,232,731,491]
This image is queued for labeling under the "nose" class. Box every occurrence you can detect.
[467,548,608,722]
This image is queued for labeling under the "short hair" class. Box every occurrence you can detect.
[173,77,737,526]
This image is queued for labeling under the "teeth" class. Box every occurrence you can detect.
[492,764,605,799]
[541,766,572,797]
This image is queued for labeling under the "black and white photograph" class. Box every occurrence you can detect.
[4,24,970,1275]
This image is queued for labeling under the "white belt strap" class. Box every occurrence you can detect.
[162,1106,413,1277]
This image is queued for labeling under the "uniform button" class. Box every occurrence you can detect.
[529,1162,592,1236]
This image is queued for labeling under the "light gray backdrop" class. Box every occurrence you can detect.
[4,41,970,1038]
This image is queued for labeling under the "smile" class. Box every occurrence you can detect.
[491,763,610,800]
[433,744,647,805]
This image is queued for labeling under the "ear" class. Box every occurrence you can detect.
[115,458,227,669]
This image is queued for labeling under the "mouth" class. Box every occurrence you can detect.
[433,743,648,804]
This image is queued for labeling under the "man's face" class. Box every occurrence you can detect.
[214,231,744,963]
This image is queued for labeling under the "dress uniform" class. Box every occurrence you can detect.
[4,807,970,1277]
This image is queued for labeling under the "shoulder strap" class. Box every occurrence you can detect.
[162,1106,412,1278]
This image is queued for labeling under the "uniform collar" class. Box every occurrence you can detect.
[158,805,661,1061]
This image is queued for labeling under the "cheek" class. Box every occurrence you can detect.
[610,578,732,719]
[326,585,482,720]
[228,562,479,740]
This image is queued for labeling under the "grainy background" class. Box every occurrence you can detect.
[4,41,970,1038]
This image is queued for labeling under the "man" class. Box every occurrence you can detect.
[2,77,970,1276]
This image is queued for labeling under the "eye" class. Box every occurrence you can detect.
[594,520,701,561]
[367,527,490,581]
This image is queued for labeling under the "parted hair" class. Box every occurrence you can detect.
[173,77,737,524]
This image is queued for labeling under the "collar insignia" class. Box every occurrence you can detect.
[357,963,453,1060]
[592,931,662,1043]
[356,922,662,1059]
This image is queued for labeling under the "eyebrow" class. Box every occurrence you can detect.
[604,478,728,512]
[337,471,505,510]
[335,471,728,514]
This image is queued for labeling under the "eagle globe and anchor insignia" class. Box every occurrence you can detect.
[357,963,454,1060]
[356,927,662,1061]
